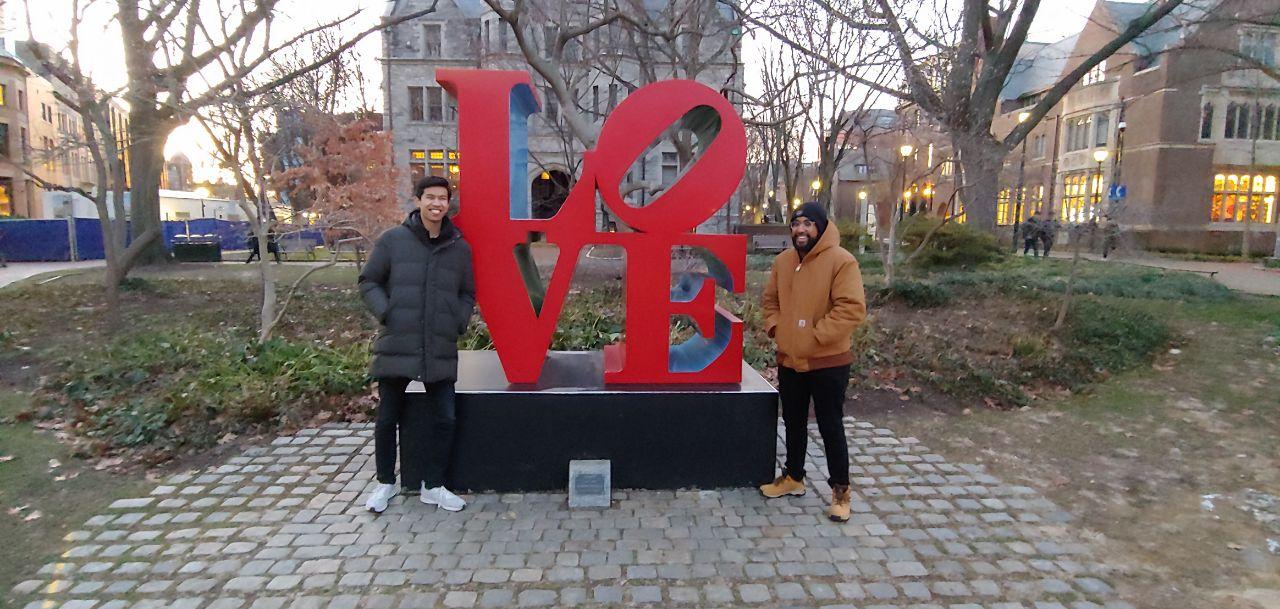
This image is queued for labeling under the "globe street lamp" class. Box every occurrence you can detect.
[1011,111,1031,252]
[1092,149,1109,218]
[898,144,914,221]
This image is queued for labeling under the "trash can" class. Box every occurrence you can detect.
[172,234,222,262]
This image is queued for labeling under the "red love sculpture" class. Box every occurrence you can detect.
[439,69,746,384]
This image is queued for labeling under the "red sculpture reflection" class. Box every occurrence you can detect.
[439,69,746,384]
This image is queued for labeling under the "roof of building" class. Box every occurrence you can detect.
[997,0,1215,102]
[999,34,1079,101]
[452,0,488,18]
[384,0,486,19]
[844,107,900,131]
[1101,0,1215,60]
[0,43,31,73]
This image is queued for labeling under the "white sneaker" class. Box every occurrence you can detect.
[421,483,466,512]
[363,482,399,513]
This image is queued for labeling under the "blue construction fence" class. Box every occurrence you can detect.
[0,218,325,262]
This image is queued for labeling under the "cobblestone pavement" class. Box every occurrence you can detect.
[9,419,1136,609]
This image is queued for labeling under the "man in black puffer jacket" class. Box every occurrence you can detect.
[358,176,475,514]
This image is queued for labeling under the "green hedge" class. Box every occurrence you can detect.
[899,216,1005,270]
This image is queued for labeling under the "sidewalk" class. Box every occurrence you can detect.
[0,260,105,289]
[6,419,1133,609]
[1046,250,1280,297]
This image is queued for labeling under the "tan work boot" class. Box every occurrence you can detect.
[828,484,851,522]
[760,474,805,498]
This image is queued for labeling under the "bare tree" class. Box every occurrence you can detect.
[755,44,810,218]
[776,3,895,214]
[482,0,743,212]
[736,0,1194,232]
[15,5,159,319]
[193,42,348,343]
[267,29,376,117]
[20,0,444,267]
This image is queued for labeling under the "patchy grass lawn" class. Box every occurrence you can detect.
[853,294,1280,609]
[0,390,148,597]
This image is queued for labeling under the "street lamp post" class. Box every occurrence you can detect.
[898,144,914,222]
[857,190,869,253]
[1091,149,1109,220]
[1011,111,1031,252]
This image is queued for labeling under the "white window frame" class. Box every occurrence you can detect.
[1082,60,1107,86]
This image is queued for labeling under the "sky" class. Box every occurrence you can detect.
[9,0,1105,182]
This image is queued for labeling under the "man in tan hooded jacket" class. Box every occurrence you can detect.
[760,202,867,522]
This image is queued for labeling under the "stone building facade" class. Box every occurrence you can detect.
[381,0,744,233]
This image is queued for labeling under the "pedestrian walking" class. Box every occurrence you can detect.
[1021,213,1041,257]
[1038,213,1060,257]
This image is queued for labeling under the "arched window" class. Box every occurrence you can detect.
[1225,103,1239,139]
[1265,104,1278,140]
[1200,102,1214,139]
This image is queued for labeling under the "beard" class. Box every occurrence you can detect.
[792,233,815,253]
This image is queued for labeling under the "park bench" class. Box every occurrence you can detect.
[277,234,319,261]
[750,233,791,253]
[1126,261,1218,279]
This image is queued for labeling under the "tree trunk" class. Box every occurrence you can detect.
[955,135,1006,233]
[103,263,123,327]
[1054,227,1086,331]
[258,253,277,343]
[883,216,897,285]
[128,109,174,266]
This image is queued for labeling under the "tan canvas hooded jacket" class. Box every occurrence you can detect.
[762,222,867,372]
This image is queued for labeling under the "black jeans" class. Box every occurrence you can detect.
[779,364,851,487]
[375,377,456,489]
[1023,238,1039,256]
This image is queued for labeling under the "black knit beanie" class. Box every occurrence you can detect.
[790,201,829,237]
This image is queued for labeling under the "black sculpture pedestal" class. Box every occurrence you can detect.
[400,350,777,493]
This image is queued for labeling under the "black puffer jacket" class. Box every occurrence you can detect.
[358,211,475,382]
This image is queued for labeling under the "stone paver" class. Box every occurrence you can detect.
[4,420,1131,608]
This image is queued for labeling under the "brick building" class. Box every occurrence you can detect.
[900,0,1280,254]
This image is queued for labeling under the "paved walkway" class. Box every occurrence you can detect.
[1047,250,1280,296]
[0,261,105,289]
[8,419,1134,609]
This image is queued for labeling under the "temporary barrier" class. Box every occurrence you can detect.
[0,219,73,262]
[0,217,322,262]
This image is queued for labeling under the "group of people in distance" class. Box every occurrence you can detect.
[1018,209,1061,257]
[358,176,868,522]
